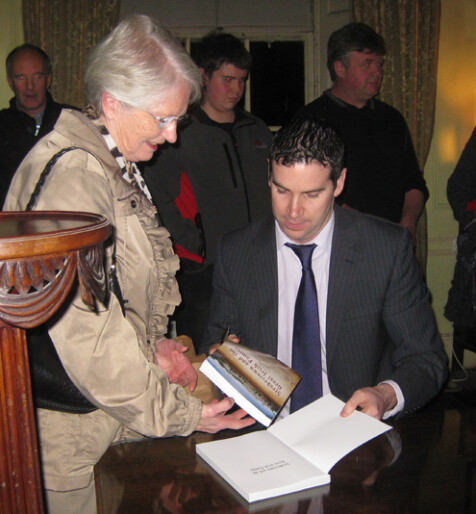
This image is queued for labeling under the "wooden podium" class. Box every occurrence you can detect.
[0,211,111,513]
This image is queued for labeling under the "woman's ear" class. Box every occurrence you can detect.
[101,92,119,119]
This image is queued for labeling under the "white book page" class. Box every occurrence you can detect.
[269,394,391,472]
[197,430,328,502]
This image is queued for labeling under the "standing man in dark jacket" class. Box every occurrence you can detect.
[298,23,428,243]
[445,128,476,331]
[144,32,272,349]
[0,44,70,206]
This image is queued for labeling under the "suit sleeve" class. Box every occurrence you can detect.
[382,229,447,412]
[200,236,242,353]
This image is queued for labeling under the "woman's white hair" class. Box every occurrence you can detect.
[85,14,201,113]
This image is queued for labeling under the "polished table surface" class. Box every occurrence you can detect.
[95,388,476,513]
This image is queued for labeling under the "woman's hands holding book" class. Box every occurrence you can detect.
[197,397,256,433]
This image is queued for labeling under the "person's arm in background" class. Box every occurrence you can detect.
[400,188,425,243]
[447,128,476,227]
[399,118,429,242]
[144,145,203,256]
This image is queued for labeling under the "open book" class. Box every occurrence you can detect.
[196,394,391,503]
[199,340,301,426]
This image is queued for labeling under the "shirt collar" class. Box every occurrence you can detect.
[275,210,335,254]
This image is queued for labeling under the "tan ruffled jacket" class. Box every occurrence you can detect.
[4,109,202,491]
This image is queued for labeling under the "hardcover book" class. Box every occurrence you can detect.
[196,394,391,503]
[199,340,301,426]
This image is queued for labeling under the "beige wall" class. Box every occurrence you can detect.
[426,0,476,364]
[0,0,24,108]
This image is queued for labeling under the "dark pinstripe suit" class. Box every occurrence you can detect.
[202,206,447,414]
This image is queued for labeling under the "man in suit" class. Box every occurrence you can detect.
[202,117,447,419]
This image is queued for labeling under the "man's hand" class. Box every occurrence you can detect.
[154,337,198,392]
[197,397,256,433]
[208,333,240,355]
[340,383,397,420]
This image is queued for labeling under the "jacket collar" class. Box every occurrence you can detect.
[324,89,376,111]
[189,104,255,129]
[9,91,54,118]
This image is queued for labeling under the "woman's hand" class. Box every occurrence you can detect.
[197,397,256,433]
[154,337,198,391]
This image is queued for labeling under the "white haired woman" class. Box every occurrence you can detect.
[4,15,254,514]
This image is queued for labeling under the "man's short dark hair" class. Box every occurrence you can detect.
[6,43,52,78]
[194,32,252,76]
[269,117,345,186]
[327,23,386,81]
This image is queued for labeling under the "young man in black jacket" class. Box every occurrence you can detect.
[145,32,272,349]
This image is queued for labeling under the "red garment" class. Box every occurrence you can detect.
[173,171,203,263]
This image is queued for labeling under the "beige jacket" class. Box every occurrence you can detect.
[4,109,202,491]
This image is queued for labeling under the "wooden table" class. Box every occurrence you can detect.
[0,211,111,514]
[95,391,476,513]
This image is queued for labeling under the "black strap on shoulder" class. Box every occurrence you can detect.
[24,146,99,412]
[26,144,126,314]
[26,146,82,211]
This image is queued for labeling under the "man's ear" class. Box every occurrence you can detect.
[200,67,208,84]
[267,160,275,187]
[7,76,14,93]
[46,73,52,89]
[334,168,347,197]
[334,61,346,80]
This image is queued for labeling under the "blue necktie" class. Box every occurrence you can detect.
[286,243,322,412]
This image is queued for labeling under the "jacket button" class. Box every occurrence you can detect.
[131,199,137,208]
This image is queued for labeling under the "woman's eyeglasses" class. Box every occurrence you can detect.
[149,112,190,129]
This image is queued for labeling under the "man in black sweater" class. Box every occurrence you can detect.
[298,23,428,242]
[0,44,69,206]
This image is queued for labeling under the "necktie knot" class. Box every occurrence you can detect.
[285,243,316,270]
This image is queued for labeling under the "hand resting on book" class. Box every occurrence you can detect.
[340,383,397,420]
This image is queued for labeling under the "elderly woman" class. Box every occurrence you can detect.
[4,15,253,514]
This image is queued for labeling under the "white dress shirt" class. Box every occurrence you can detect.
[275,213,403,418]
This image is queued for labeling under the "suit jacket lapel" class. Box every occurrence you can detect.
[250,216,279,355]
[326,206,361,364]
